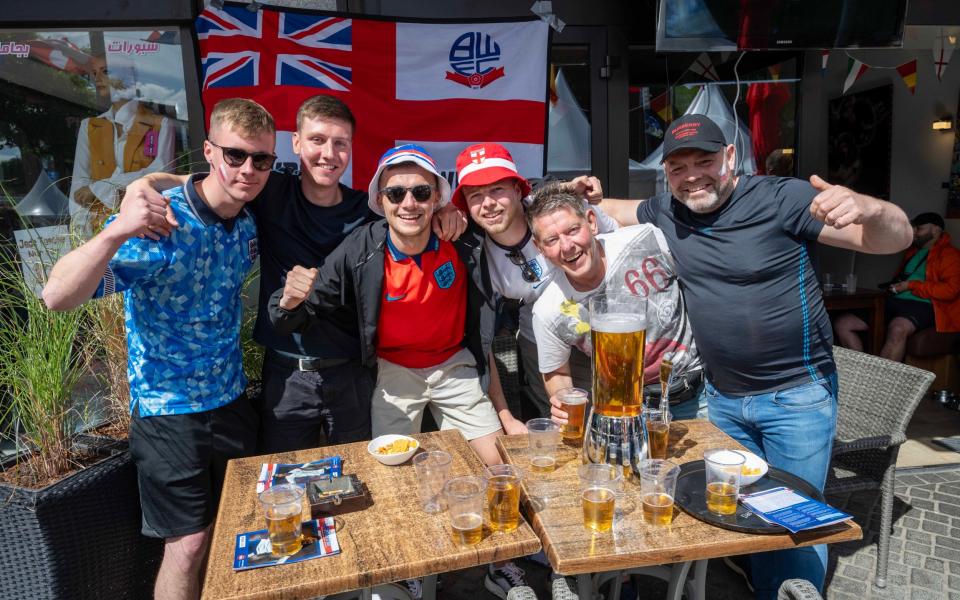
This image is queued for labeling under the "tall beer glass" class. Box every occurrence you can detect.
[589,293,646,418]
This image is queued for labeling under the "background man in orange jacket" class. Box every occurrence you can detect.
[835,212,960,361]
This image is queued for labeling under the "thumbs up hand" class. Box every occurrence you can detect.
[808,174,880,229]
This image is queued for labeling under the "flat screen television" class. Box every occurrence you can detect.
[656,0,908,51]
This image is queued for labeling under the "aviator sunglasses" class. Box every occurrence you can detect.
[506,247,539,283]
[208,140,277,171]
[378,184,436,204]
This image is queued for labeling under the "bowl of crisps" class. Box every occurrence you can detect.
[733,450,768,486]
[368,434,420,466]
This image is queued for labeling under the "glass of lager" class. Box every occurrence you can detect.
[444,476,487,546]
[704,449,745,516]
[413,451,452,513]
[643,405,671,460]
[527,418,561,472]
[258,483,305,557]
[589,293,647,418]
[558,387,589,443]
[640,459,679,526]
[483,464,524,533]
[578,463,622,532]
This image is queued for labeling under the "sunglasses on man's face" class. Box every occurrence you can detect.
[506,248,540,283]
[378,184,435,204]
[208,140,277,171]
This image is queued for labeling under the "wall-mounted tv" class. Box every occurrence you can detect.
[656,0,908,51]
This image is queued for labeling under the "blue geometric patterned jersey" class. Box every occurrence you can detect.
[94,175,259,417]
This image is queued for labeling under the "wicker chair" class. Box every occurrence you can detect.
[827,346,935,588]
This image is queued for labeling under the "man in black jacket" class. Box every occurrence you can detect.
[269,144,517,466]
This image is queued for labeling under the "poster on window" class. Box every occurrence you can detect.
[0,29,192,240]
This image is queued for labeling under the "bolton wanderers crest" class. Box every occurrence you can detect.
[434,261,456,289]
[445,31,505,89]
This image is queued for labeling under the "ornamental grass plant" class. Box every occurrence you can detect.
[0,234,93,486]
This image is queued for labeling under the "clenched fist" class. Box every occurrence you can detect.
[279,265,318,311]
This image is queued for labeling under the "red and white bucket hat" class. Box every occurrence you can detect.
[450,143,532,211]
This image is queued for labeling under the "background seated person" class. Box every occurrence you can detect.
[834,212,960,361]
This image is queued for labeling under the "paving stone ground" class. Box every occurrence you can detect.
[435,464,960,599]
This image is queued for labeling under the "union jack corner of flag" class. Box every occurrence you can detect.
[197,5,353,91]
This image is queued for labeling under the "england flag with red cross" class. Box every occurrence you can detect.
[196,3,549,189]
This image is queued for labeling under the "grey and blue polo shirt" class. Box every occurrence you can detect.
[94,174,258,417]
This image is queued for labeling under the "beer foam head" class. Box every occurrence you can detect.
[591,312,645,333]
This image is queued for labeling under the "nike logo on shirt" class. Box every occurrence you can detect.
[386,293,406,302]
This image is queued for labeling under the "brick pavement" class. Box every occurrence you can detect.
[437,464,960,599]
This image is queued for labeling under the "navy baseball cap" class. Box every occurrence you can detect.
[911,212,945,229]
[661,114,727,162]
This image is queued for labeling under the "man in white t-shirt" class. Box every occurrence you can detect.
[450,143,618,417]
[526,188,706,420]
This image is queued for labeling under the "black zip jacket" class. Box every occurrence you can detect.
[268,220,497,388]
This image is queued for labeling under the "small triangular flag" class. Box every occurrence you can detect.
[896,59,917,95]
[842,58,869,94]
[688,53,719,82]
[821,50,830,74]
[934,43,953,82]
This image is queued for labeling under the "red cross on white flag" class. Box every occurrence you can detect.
[933,32,954,82]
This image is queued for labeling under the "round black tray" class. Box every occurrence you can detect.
[674,459,823,534]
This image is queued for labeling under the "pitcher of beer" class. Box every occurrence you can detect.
[583,292,649,478]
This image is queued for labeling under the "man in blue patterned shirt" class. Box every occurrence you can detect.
[42,98,275,600]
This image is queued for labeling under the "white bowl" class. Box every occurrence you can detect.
[733,450,768,486]
[367,434,419,466]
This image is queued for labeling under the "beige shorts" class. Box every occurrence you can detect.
[372,348,503,441]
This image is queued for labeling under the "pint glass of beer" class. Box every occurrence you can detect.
[444,476,487,546]
[589,293,646,418]
[483,464,524,533]
[558,387,589,442]
[640,459,679,526]
[704,449,745,516]
[578,463,622,532]
[258,483,304,556]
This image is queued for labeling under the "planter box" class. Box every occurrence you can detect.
[0,442,162,599]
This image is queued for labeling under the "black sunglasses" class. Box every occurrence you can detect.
[378,184,435,204]
[506,248,539,283]
[208,140,276,171]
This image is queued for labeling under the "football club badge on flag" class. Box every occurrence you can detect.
[196,2,549,191]
[444,31,505,89]
[434,261,456,289]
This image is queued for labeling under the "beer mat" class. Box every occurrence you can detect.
[233,517,340,570]
[674,460,828,535]
[256,456,343,493]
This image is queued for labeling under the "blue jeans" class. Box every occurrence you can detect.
[670,381,708,420]
[705,374,838,599]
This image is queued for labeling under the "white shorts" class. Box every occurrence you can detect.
[372,348,503,441]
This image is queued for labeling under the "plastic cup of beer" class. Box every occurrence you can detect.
[643,405,671,460]
[704,449,746,516]
[527,418,561,472]
[578,463,622,532]
[589,293,647,418]
[413,450,453,513]
[558,387,589,442]
[483,464,524,533]
[443,475,486,546]
[258,483,305,557]
[640,459,679,526]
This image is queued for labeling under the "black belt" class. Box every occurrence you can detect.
[266,350,352,372]
[643,369,704,404]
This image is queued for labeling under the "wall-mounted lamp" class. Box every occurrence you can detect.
[933,119,954,131]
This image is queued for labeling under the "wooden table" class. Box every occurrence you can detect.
[202,430,541,600]
[496,420,862,599]
[823,287,886,354]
